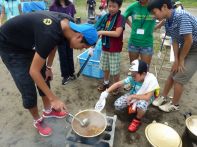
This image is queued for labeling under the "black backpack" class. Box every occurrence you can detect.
[87,0,96,9]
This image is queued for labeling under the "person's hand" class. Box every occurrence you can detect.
[100,90,109,101]
[127,94,135,105]
[98,31,103,37]
[50,98,67,112]
[88,47,94,56]
[171,60,179,73]
[45,67,53,81]
[178,58,185,72]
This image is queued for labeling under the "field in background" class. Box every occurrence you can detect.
[75,0,197,19]
[74,0,197,54]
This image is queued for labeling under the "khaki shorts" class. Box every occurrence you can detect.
[173,53,197,85]
[100,51,120,75]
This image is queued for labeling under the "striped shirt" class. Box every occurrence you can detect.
[165,9,197,49]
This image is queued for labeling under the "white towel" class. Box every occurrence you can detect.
[136,72,159,95]
[129,73,159,110]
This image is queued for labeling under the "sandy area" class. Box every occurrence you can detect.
[0,8,197,147]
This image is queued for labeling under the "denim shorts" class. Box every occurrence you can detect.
[128,44,153,55]
[0,50,50,109]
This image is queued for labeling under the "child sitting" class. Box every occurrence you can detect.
[98,59,159,132]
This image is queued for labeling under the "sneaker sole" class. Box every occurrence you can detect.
[62,82,69,85]
[152,102,165,107]
[33,124,52,137]
[42,114,67,118]
[158,107,179,112]
[152,100,167,107]
[128,124,141,132]
[39,132,52,137]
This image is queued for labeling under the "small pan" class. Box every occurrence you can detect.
[184,112,197,141]
[66,109,107,138]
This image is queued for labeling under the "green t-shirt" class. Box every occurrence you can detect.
[124,1,155,48]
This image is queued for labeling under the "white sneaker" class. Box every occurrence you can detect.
[152,96,167,106]
[159,101,179,112]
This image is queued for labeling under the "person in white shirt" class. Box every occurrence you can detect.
[96,59,159,132]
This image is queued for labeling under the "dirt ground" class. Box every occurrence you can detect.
[0,9,197,147]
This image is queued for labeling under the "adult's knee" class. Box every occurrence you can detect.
[22,96,37,109]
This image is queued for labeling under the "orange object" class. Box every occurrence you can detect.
[128,104,136,114]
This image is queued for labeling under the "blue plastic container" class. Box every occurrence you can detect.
[77,40,104,78]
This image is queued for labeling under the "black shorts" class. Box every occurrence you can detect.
[0,50,50,109]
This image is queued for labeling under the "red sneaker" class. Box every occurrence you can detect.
[128,119,141,132]
[33,117,52,136]
[42,109,68,118]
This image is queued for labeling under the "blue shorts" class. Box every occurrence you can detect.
[128,44,153,55]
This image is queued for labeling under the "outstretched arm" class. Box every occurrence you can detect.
[98,80,124,100]
[106,81,124,93]
[98,27,123,37]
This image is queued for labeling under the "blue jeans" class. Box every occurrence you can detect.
[128,44,153,55]
[0,50,50,109]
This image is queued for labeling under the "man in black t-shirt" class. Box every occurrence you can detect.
[0,11,98,136]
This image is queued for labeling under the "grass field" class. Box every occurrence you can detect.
[74,0,197,52]
[122,0,197,7]
[75,0,197,19]
[76,0,197,7]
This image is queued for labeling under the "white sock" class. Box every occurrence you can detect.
[43,107,52,114]
[104,80,109,85]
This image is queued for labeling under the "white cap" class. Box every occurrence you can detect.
[129,59,148,73]
[129,59,139,72]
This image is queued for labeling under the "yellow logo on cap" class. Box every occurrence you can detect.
[43,18,52,25]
